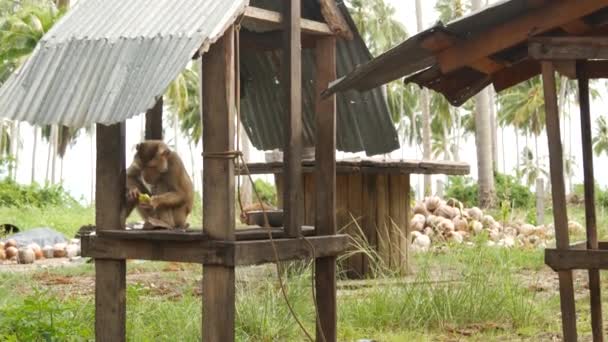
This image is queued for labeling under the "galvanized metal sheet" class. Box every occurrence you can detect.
[0,0,249,127]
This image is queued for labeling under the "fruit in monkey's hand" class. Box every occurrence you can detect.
[138,193,151,204]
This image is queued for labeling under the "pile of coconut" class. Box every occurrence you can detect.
[0,238,81,264]
[409,196,584,252]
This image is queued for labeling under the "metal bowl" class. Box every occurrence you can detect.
[244,210,283,227]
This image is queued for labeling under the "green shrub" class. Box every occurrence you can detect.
[0,180,79,208]
[445,176,478,207]
[445,173,534,209]
[573,182,608,208]
[253,179,277,206]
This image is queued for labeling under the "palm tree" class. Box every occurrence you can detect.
[593,116,608,157]
[519,147,548,187]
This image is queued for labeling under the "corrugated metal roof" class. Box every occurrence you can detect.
[241,0,399,156]
[0,0,248,127]
[325,0,608,106]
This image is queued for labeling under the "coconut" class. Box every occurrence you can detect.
[410,214,426,232]
[412,232,431,252]
[446,231,464,244]
[0,248,5,260]
[18,248,35,264]
[66,244,80,258]
[489,229,502,242]
[435,204,458,219]
[467,207,483,221]
[426,215,443,228]
[5,246,18,259]
[500,236,516,248]
[5,239,17,248]
[518,224,535,236]
[53,243,68,258]
[425,196,443,213]
[503,226,518,237]
[568,221,584,234]
[27,243,42,258]
[413,202,430,217]
[453,216,468,232]
[42,245,54,259]
[471,220,483,235]
[70,238,81,245]
[446,198,464,210]
[482,215,497,228]
[0,241,4,250]
[437,218,455,233]
[423,227,435,239]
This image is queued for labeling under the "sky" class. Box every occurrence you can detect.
[9,0,608,202]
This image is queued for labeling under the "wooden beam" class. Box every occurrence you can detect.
[283,0,303,237]
[318,0,352,39]
[243,6,333,36]
[144,97,163,140]
[235,235,348,266]
[546,248,608,270]
[201,26,236,342]
[94,122,126,342]
[541,62,578,342]
[530,36,608,60]
[240,30,316,51]
[436,0,608,73]
[578,68,604,342]
[420,31,506,74]
[493,60,540,92]
[314,36,338,342]
[561,19,593,35]
[96,226,316,241]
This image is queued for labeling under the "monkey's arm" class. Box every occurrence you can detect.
[150,169,193,210]
[126,161,150,195]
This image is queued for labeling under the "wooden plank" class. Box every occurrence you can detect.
[235,235,348,266]
[493,60,541,92]
[361,174,378,276]
[578,68,604,342]
[541,61,577,342]
[545,248,608,270]
[314,36,338,342]
[144,97,163,140]
[346,173,363,278]
[282,0,303,237]
[243,6,333,36]
[561,19,593,35]
[94,122,126,342]
[96,226,316,241]
[376,174,390,268]
[304,174,314,226]
[239,30,317,52]
[201,26,236,342]
[436,0,608,73]
[318,0,352,39]
[82,236,234,265]
[530,36,608,60]
[388,174,405,274]
[402,174,411,274]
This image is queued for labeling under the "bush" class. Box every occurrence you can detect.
[0,180,79,208]
[253,179,277,206]
[445,173,534,209]
[572,182,608,208]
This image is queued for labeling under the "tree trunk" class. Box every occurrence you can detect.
[443,121,450,161]
[415,0,432,196]
[515,129,520,176]
[45,132,52,183]
[60,157,64,183]
[50,125,58,184]
[9,121,19,180]
[489,87,498,172]
[188,141,197,194]
[31,126,38,183]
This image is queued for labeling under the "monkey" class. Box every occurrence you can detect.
[125,140,194,230]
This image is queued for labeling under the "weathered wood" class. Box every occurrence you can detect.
[235,235,348,266]
[239,30,317,52]
[282,0,303,238]
[361,173,377,276]
[96,226,315,241]
[94,122,126,342]
[436,0,607,73]
[541,61,577,342]
[237,159,470,176]
[578,69,604,342]
[346,173,363,278]
[546,248,608,270]
[376,174,390,267]
[318,0,352,39]
[243,6,333,36]
[145,97,163,140]
[402,174,411,274]
[314,36,338,342]
[388,174,406,273]
[493,59,541,92]
[304,174,315,226]
[82,236,234,265]
[561,19,593,35]
[201,26,236,342]
[530,36,608,60]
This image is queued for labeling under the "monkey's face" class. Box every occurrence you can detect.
[135,141,171,184]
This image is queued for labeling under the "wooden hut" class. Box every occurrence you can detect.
[326,1,608,341]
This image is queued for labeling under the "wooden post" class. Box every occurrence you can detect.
[282,0,303,237]
[541,61,577,342]
[95,122,126,342]
[201,26,236,342]
[145,97,163,140]
[578,65,603,342]
[314,36,337,342]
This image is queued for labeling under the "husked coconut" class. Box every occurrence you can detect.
[413,202,430,217]
[0,248,5,260]
[528,235,540,246]
[568,221,584,234]
[446,231,464,244]
[53,243,68,258]
[452,216,468,232]
[500,236,515,248]
[534,225,547,238]
[412,232,431,252]
[437,218,455,233]
[446,198,464,210]
[426,215,443,228]
[425,196,443,213]
[66,244,80,258]
[467,207,483,221]
[410,214,426,232]
[5,246,18,259]
[423,227,435,239]
[471,220,483,234]
[42,246,54,259]
[435,204,458,219]
[27,243,42,259]
[5,239,17,248]
[489,229,502,242]
[503,226,518,237]
[0,241,4,250]
[518,224,535,236]
[482,215,496,228]
[18,248,35,264]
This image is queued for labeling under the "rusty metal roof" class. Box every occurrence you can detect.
[240,0,399,156]
[0,0,248,127]
[325,0,608,106]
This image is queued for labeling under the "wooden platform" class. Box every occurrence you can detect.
[96,226,315,241]
[82,230,348,266]
[545,241,608,271]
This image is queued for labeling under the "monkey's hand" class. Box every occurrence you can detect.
[127,188,140,202]
[148,196,162,210]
